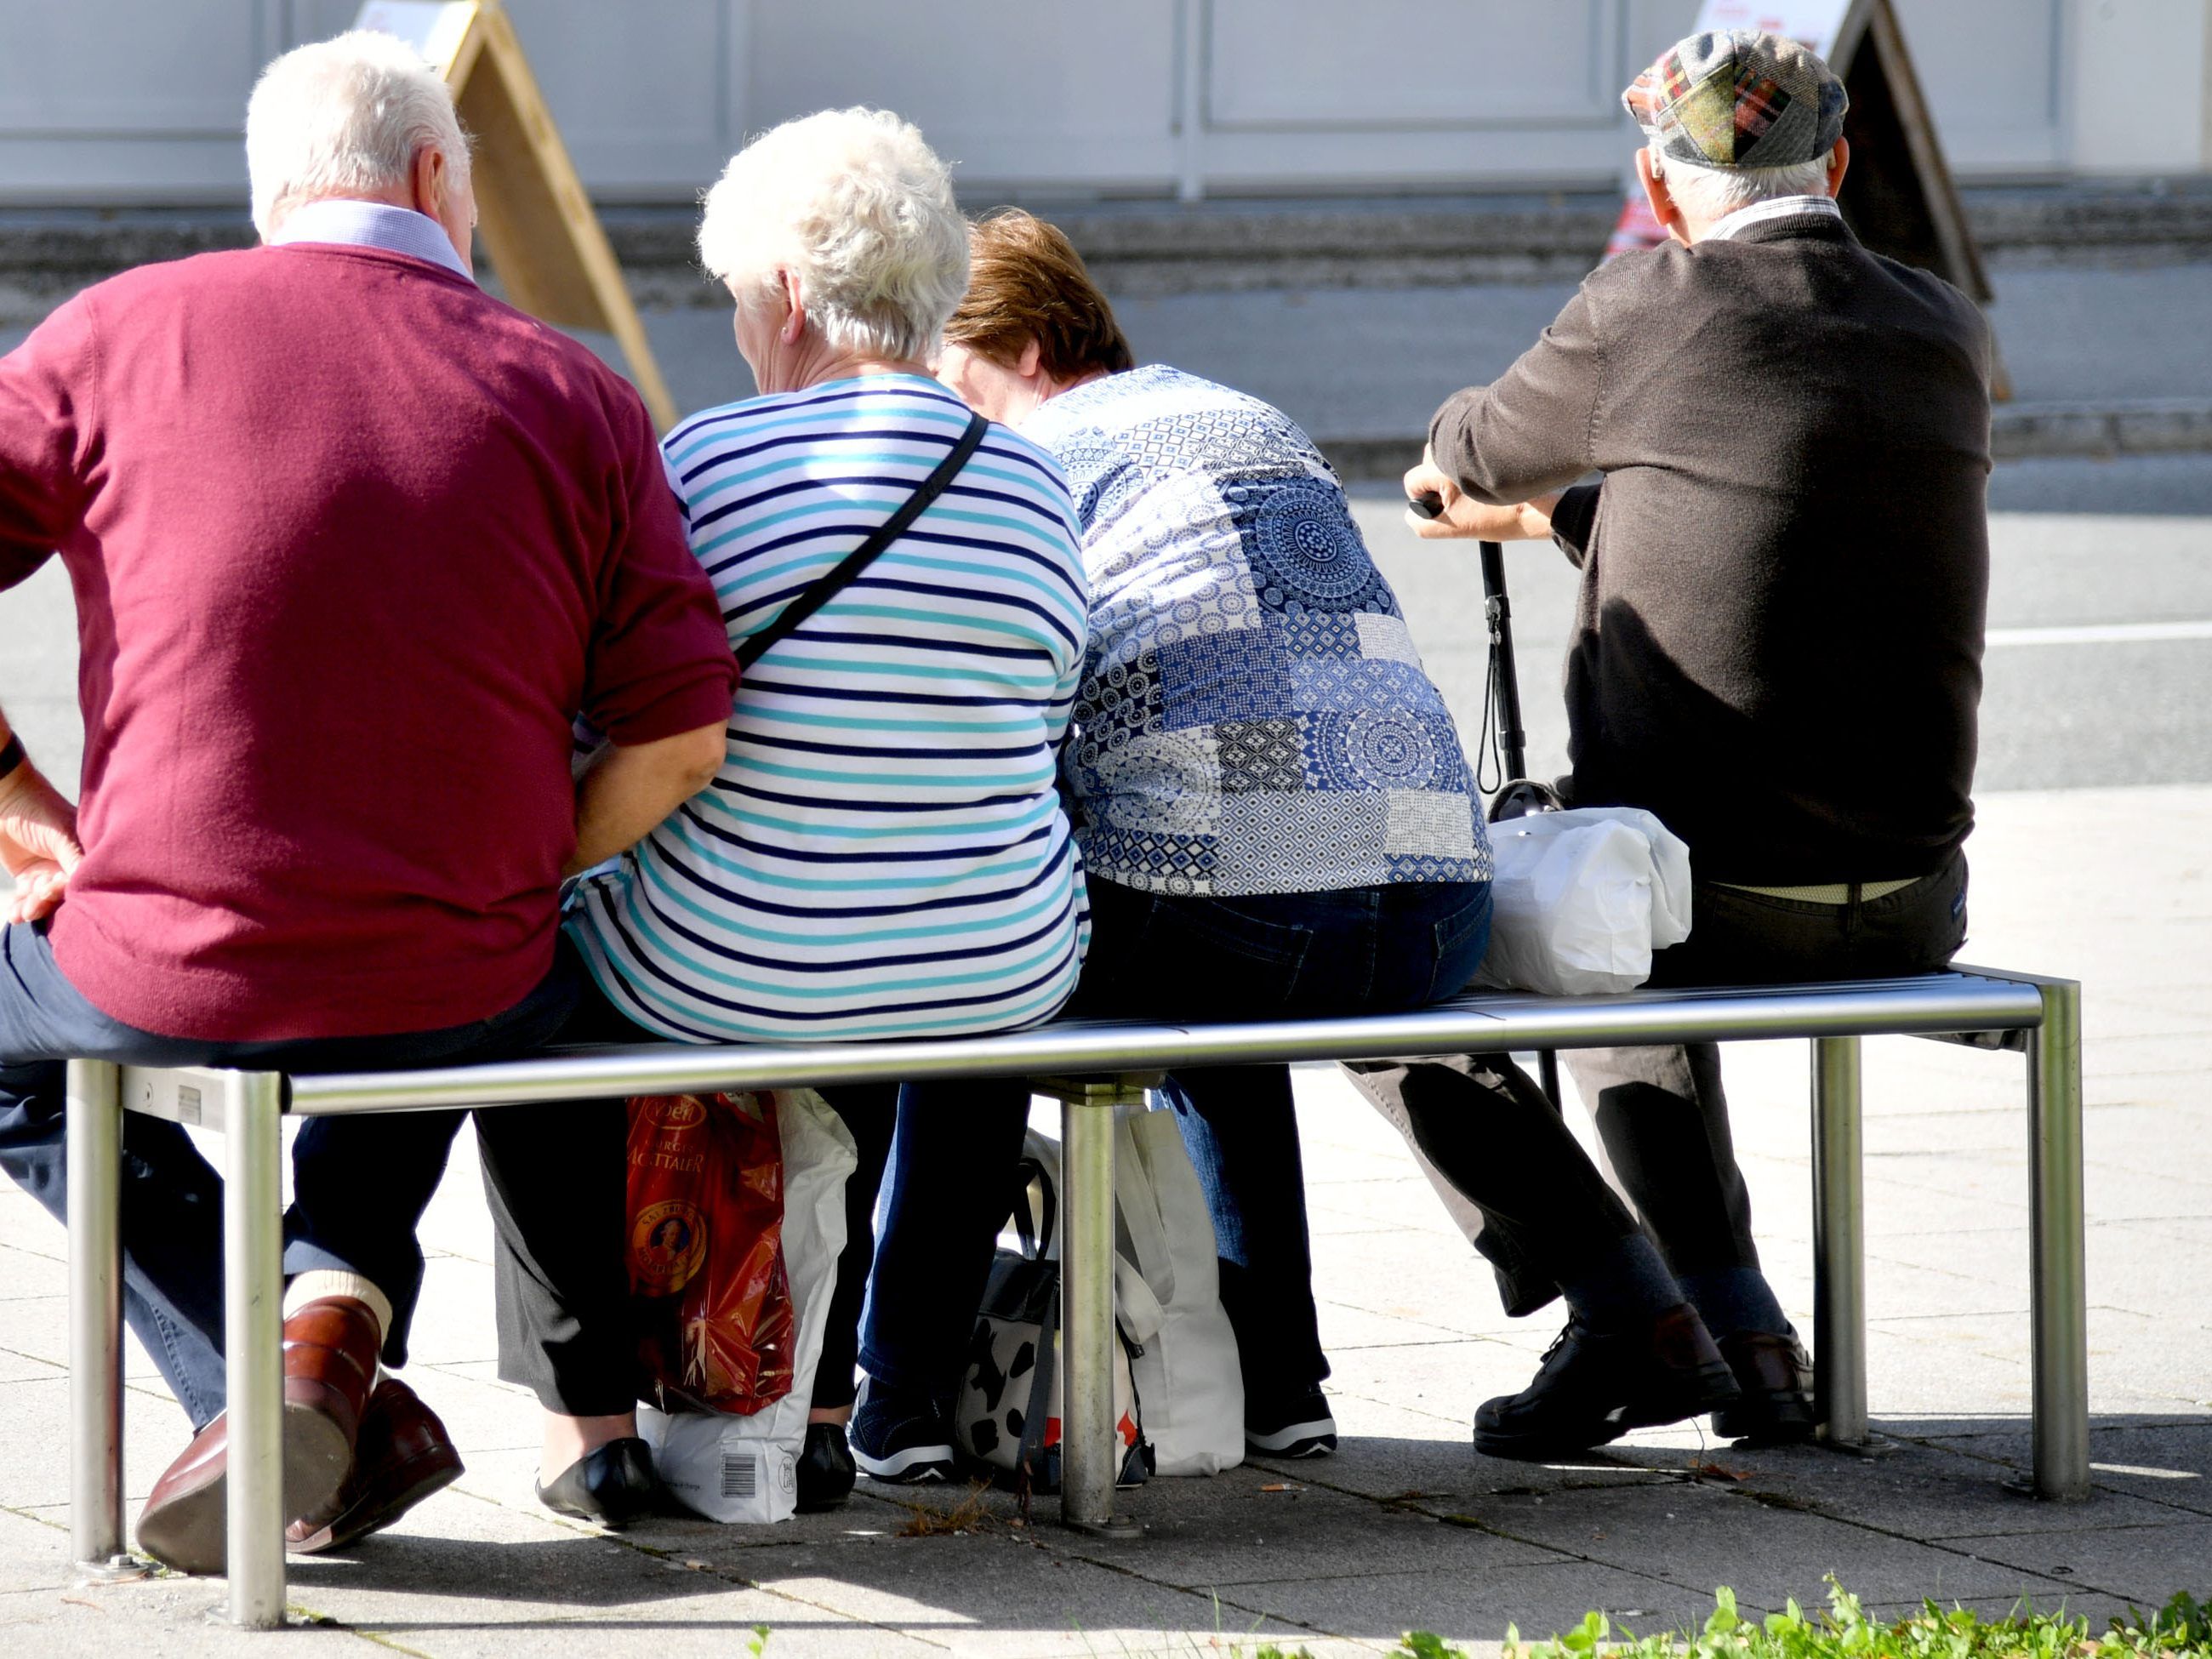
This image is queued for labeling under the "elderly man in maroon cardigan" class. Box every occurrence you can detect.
[0,32,735,1569]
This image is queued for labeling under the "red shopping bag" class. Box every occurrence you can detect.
[625,1092,795,1413]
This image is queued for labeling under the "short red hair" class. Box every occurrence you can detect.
[944,208,1134,380]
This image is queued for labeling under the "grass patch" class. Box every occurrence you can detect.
[1349,1582,2212,1658]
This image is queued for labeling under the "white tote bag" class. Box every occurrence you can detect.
[1014,1105,1245,1478]
[1473,807,1693,995]
[639,1089,855,1524]
[1110,1106,1246,1477]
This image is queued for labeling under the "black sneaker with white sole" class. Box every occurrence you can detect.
[1246,1387,1338,1458]
[850,1378,957,1485]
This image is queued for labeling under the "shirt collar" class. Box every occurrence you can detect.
[1702,193,1843,243]
[267,199,474,282]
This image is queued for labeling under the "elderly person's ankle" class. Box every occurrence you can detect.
[282,1269,392,1341]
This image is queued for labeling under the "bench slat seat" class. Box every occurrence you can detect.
[237,971,2048,1116]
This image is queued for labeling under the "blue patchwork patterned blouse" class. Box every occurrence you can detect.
[1022,365,1490,897]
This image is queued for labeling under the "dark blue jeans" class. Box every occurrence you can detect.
[0,921,585,1429]
[860,877,1491,1414]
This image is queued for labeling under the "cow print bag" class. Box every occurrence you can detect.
[956,1148,1149,1493]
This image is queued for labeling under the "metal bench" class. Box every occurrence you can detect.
[65,966,2082,1628]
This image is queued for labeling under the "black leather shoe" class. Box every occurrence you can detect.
[1474,1304,1742,1462]
[795,1421,857,1513]
[1711,1330,1817,1444]
[534,1437,663,1530]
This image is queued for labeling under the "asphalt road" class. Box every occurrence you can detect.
[1344,462,2212,795]
[0,459,2203,801]
[548,260,2212,448]
[4,254,2209,797]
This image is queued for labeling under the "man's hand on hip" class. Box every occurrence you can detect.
[0,763,83,923]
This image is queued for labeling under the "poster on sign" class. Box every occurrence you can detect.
[352,1,473,71]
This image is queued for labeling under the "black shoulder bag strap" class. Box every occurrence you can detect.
[733,408,990,671]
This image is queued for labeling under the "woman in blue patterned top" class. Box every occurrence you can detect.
[849,211,1494,1484]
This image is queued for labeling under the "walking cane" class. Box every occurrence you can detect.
[1476,539,1565,1109]
[1411,494,1565,1107]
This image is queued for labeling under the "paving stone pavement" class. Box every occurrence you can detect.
[0,780,2205,1654]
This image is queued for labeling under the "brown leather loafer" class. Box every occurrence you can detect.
[282,1295,384,1457]
[137,1294,385,1574]
[1712,1329,1819,1444]
[135,1411,235,1575]
[288,1377,464,1554]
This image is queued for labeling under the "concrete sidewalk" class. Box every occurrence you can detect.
[0,778,2205,1656]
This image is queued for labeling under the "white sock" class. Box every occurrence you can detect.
[282,1269,392,1343]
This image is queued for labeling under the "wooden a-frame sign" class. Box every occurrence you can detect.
[353,0,679,430]
[1821,0,2010,395]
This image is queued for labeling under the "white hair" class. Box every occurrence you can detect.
[245,31,470,239]
[697,108,968,363]
[1650,142,1835,227]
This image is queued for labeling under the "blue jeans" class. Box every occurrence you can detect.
[860,877,1491,1413]
[0,921,585,1429]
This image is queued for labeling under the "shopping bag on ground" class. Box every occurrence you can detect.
[958,1133,1149,1492]
[632,1090,855,1523]
[1473,806,1692,995]
[625,1091,795,1411]
[1111,1103,1244,1476]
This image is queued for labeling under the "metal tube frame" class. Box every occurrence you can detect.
[2027,978,2089,1500]
[1036,1075,1151,1538]
[223,1069,288,1628]
[71,964,2082,1595]
[1810,1036,1870,1448]
[270,973,2049,1116]
[66,1058,125,1573]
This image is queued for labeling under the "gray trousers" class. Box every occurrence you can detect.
[1348,851,1970,1316]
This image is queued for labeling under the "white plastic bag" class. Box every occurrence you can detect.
[996,1104,1245,1479]
[1110,1106,1245,1477]
[1472,807,1692,995]
[639,1089,854,1524]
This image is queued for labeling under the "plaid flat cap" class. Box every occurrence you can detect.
[1622,28,1848,169]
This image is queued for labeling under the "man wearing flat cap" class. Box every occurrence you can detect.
[1354,29,1991,1459]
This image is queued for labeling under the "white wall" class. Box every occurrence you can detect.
[2067,0,2212,172]
[0,0,2203,206]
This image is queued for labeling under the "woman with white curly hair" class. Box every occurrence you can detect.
[562,110,1092,1511]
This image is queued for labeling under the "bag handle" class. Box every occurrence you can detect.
[734,408,990,671]
[1007,1155,1057,1263]
[1114,1112,1179,1308]
[1013,1281,1060,1492]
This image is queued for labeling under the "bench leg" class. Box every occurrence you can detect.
[66,1059,125,1571]
[1055,1078,1143,1538]
[2027,979,2089,1501]
[1810,1035,1869,1447]
[222,1071,287,1628]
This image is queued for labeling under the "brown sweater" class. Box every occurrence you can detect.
[1430,210,1992,884]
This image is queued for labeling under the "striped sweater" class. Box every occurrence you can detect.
[568,373,1092,1041]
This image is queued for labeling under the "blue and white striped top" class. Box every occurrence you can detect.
[567,373,1092,1041]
